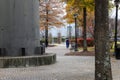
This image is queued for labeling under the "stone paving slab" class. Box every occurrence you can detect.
[0,43,120,80]
[0,56,94,80]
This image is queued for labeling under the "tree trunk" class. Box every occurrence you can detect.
[83,7,88,52]
[45,4,49,47]
[95,0,112,80]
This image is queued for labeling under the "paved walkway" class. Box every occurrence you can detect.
[0,43,119,80]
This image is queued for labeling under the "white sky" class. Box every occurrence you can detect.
[110,8,120,19]
[49,24,75,37]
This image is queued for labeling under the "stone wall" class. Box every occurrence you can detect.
[0,0,40,56]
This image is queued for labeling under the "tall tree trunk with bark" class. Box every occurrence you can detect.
[45,5,49,47]
[95,0,112,80]
[83,7,88,52]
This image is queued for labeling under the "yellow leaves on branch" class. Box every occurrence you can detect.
[39,0,65,30]
[63,0,94,26]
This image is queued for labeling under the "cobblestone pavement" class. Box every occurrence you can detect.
[0,43,119,80]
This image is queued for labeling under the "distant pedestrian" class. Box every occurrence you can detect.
[66,39,69,48]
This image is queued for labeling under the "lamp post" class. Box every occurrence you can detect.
[73,13,78,51]
[114,0,120,59]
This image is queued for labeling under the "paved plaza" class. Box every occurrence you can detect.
[0,43,120,80]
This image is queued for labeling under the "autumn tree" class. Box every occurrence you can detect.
[95,0,112,79]
[63,0,94,52]
[39,0,64,47]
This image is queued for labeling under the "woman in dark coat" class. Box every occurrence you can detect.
[66,39,69,48]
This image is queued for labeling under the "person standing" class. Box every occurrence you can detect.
[66,39,69,48]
